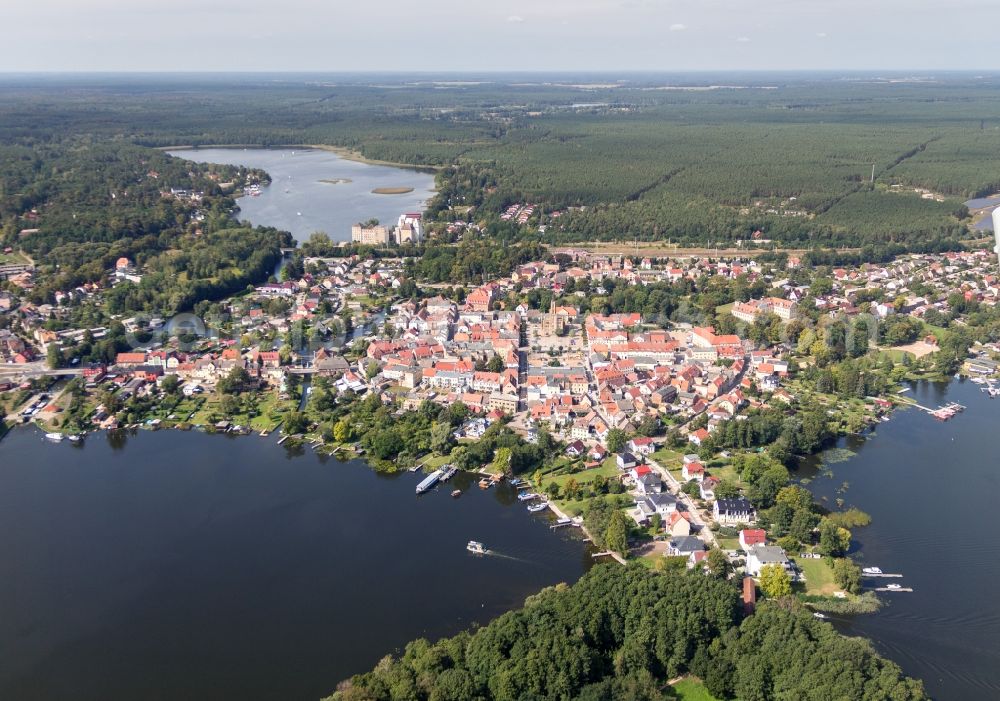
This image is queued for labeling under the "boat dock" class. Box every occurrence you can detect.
[896,397,966,420]
[550,517,579,529]
[875,587,914,592]
[861,572,903,578]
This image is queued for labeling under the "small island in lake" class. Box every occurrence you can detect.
[371,186,414,195]
[318,178,353,185]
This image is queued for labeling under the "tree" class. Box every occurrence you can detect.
[491,446,512,474]
[606,428,627,453]
[758,564,792,598]
[282,410,309,435]
[486,353,504,373]
[831,557,862,594]
[604,511,630,557]
[46,344,63,369]
[564,477,582,500]
[706,548,731,580]
[220,394,240,416]
[333,419,352,443]
[217,366,251,394]
[714,479,741,500]
[430,421,453,455]
[446,401,469,426]
[818,519,851,557]
[161,374,181,395]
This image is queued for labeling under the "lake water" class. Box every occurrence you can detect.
[168,149,436,243]
[801,380,1000,699]
[0,429,592,701]
[965,195,1000,231]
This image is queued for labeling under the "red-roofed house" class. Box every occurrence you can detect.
[739,529,767,551]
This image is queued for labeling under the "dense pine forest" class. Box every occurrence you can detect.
[1,74,999,261]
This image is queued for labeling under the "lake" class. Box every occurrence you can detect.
[168,149,436,243]
[0,429,592,701]
[801,380,1000,699]
[965,195,1000,231]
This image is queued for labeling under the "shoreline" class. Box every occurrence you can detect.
[160,143,443,173]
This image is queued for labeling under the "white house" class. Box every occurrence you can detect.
[745,544,791,577]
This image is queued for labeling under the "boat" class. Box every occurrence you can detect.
[862,567,883,575]
[527,502,548,513]
[466,540,486,554]
[478,478,492,489]
[517,492,540,502]
[44,432,64,442]
[415,469,444,495]
[812,612,828,619]
[67,435,82,443]
[451,489,462,498]
[886,583,903,590]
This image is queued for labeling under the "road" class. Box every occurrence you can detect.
[0,362,83,380]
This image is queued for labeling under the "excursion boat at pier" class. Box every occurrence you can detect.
[415,469,444,495]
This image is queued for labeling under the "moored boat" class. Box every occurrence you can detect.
[451,489,461,498]
[527,502,548,513]
[416,469,444,495]
[44,432,64,442]
[862,566,883,575]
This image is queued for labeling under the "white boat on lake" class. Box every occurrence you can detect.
[466,540,486,555]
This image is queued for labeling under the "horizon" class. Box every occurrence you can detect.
[4,0,998,73]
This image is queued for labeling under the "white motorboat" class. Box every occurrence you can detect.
[466,540,486,554]
[44,432,64,442]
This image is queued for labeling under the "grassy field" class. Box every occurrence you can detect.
[0,250,29,265]
[794,556,840,596]
[671,678,719,701]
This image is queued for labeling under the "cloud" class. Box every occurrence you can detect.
[669,23,687,31]
[816,31,828,38]
[506,15,525,23]
[736,36,751,43]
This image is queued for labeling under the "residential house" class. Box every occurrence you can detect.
[713,497,756,525]
[667,535,705,557]
[745,544,792,577]
[738,529,767,552]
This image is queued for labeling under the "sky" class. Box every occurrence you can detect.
[3,0,999,72]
